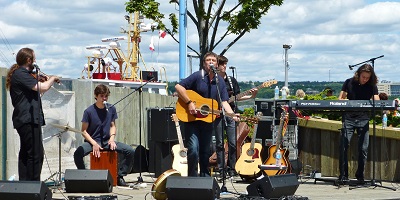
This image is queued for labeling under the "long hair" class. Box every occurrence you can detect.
[6,48,35,90]
[353,64,378,86]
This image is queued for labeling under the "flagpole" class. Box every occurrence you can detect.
[178,0,187,80]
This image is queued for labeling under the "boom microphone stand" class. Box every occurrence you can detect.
[211,65,240,196]
[108,78,154,183]
[211,65,229,193]
[348,55,395,191]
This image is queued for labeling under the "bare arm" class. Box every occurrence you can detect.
[108,121,117,150]
[175,84,196,114]
[238,88,258,101]
[338,91,347,100]
[81,122,103,157]
[32,76,60,92]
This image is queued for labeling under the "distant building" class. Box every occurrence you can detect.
[305,88,319,95]
[377,82,400,96]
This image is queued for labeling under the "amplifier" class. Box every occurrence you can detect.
[147,107,185,142]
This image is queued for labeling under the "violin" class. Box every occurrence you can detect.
[31,71,60,83]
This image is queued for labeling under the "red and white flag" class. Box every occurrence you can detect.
[149,36,155,51]
[159,30,167,38]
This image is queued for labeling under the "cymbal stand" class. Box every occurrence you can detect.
[43,129,67,186]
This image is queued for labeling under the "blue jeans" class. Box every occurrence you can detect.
[74,141,135,177]
[339,116,369,179]
[184,120,215,177]
[215,116,236,170]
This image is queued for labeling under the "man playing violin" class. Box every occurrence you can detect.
[6,47,60,181]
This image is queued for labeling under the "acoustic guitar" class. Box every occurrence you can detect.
[228,80,277,103]
[170,114,189,176]
[263,106,290,176]
[176,90,258,123]
[235,113,263,179]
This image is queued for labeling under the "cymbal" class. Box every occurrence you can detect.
[50,123,83,134]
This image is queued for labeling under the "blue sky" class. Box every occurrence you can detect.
[0,0,399,83]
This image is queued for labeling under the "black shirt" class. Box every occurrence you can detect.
[341,78,378,100]
[10,67,45,128]
[224,75,240,109]
[341,77,378,119]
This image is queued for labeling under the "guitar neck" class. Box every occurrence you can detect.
[175,121,185,150]
[228,83,265,103]
[274,112,286,152]
[249,123,259,149]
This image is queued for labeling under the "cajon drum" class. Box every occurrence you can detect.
[90,151,118,186]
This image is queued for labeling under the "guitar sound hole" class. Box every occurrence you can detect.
[199,105,210,115]
[179,150,187,158]
[247,149,254,157]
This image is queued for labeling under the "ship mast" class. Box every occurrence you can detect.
[123,12,140,81]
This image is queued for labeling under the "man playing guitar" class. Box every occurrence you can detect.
[175,52,239,177]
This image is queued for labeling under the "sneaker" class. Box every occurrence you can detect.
[117,176,128,186]
[228,170,238,177]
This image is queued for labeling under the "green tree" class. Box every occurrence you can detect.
[125,0,284,68]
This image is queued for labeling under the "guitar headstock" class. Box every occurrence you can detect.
[241,112,262,124]
[280,105,289,119]
[262,79,278,88]
[171,114,179,122]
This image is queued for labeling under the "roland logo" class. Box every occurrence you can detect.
[330,101,347,106]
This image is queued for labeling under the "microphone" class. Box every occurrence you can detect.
[209,63,217,73]
[103,101,109,111]
[229,66,236,69]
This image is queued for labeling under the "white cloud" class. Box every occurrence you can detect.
[0,0,399,83]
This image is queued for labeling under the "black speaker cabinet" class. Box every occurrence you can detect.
[166,176,220,200]
[148,141,177,177]
[256,119,273,140]
[64,169,113,193]
[148,107,184,142]
[0,181,52,200]
[247,173,299,199]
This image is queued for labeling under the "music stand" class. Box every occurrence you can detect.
[347,56,396,191]
[44,124,83,186]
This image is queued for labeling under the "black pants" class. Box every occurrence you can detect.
[339,118,369,179]
[16,124,44,181]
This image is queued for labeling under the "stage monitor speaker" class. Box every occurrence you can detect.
[64,169,113,193]
[247,173,299,199]
[166,176,220,200]
[0,181,52,200]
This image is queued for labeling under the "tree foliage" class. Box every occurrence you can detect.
[125,0,284,68]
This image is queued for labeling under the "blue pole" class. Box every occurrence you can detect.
[178,0,187,80]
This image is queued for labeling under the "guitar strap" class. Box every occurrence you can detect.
[226,75,235,96]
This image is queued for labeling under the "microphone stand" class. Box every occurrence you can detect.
[211,67,230,194]
[348,56,395,191]
[34,66,46,183]
[230,67,238,168]
[108,77,154,183]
